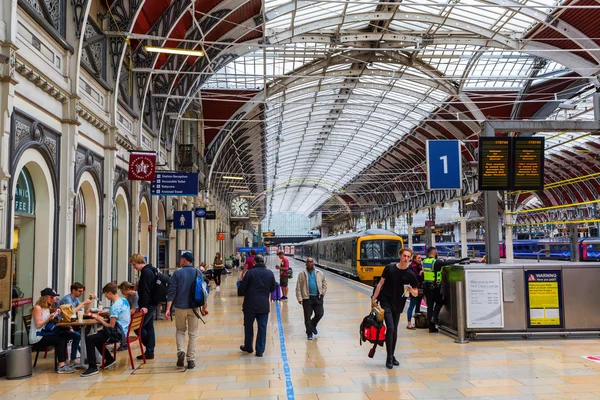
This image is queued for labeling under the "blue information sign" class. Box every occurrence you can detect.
[151,172,199,196]
[173,211,194,230]
[236,247,267,253]
[426,140,462,190]
[195,208,206,218]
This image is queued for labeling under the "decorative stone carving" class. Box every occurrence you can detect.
[92,160,102,179]
[15,121,30,145]
[44,136,57,163]
[15,60,68,103]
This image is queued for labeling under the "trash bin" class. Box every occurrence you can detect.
[6,346,32,379]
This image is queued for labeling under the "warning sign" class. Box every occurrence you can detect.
[525,270,563,328]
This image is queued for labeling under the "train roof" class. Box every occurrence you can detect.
[296,229,400,245]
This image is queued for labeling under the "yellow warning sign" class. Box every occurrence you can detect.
[526,270,562,327]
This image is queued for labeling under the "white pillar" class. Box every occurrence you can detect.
[407,214,413,249]
[505,195,514,263]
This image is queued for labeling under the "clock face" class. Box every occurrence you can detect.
[230,196,250,218]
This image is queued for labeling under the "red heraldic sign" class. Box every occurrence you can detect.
[128,152,157,181]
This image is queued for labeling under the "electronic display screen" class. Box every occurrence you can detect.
[512,137,545,191]
[478,137,511,190]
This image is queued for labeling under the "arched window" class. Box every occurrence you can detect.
[14,168,35,215]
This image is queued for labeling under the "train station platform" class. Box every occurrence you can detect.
[3,256,600,400]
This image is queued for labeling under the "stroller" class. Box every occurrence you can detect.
[359,305,386,358]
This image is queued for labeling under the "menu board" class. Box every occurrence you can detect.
[512,137,545,191]
[478,138,511,190]
[0,250,13,313]
[465,270,504,328]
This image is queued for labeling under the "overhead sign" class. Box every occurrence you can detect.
[128,152,157,181]
[525,270,563,328]
[512,137,545,191]
[173,211,194,230]
[236,247,266,253]
[479,137,511,190]
[465,270,504,328]
[424,220,435,227]
[195,208,206,218]
[205,210,216,220]
[217,233,225,241]
[263,231,276,237]
[151,172,198,196]
[426,140,462,190]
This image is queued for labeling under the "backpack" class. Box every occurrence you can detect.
[189,269,209,309]
[151,266,171,304]
[414,312,428,329]
[359,311,386,358]
[283,267,293,279]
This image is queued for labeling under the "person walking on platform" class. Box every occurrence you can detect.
[239,254,277,357]
[213,252,225,291]
[371,248,419,369]
[422,246,466,333]
[165,251,208,369]
[295,257,327,340]
[406,253,424,330]
[276,251,290,300]
[241,249,256,279]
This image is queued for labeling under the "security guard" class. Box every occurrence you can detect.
[422,246,466,333]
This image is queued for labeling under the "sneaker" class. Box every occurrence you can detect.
[137,354,154,360]
[281,296,288,300]
[255,353,263,357]
[307,334,313,340]
[313,328,318,335]
[57,364,76,374]
[240,345,253,354]
[177,351,185,367]
[216,286,220,292]
[187,361,196,369]
[80,367,98,377]
[103,358,116,369]
[69,358,80,366]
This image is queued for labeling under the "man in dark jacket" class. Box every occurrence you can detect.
[239,254,277,357]
[130,253,158,359]
[165,251,207,369]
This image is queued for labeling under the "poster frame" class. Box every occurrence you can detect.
[465,269,504,329]
[524,269,564,329]
[0,249,14,314]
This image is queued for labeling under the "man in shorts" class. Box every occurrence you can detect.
[276,251,290,300]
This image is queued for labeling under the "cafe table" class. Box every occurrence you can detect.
[57,318,103,368]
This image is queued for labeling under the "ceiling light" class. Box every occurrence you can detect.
[241,195,256,198]
[229,185,249,189]
[144,46,204,57]
[223,176,244,180]
[465,200,475,205]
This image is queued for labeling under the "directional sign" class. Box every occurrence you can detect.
[236,247,266,253]
[151,172,198,196]
[426,140,462,190]
[195,208,206,218]
[173,211,194,230]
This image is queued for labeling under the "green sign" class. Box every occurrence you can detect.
[14,169,35,215]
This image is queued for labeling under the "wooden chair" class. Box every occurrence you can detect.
[102,311,146,370]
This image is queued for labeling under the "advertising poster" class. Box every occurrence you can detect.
[465,270,504,328]
[525,270,563,328]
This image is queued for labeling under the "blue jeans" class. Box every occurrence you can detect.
[61,330,80,361]
[407,295,423,323]
[141,306,157,355]
[243,312,268,355]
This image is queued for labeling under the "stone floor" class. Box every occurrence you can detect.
[3,256,600,399]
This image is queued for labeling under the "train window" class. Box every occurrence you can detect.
[360,240,401,266]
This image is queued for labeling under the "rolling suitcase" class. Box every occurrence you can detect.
[271,283,282,301]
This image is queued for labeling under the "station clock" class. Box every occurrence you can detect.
[230,196,250,218]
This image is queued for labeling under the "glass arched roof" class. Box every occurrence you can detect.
[204,0,597,220]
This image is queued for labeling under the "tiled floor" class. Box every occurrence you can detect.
[4,256,600,399]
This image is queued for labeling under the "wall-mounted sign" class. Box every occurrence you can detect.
[478,138,511,190]
[525,270,563,328]
[217,233,225,241]
[426,140,462,190]
[236,247,266,253]
[205,210,216,220]
[15,169,35,215]
[173,211,194,230]
[128,152,157,181]
[511,137,545,191]
[151,172,198,196]
[425,220,435,227]
[263,231,275,237]
[0,250,13,313]
[195,208,206,218]
[465,269,504,328]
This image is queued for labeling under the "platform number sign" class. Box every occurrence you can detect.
[426,140,462,190]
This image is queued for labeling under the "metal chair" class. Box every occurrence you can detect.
[102,311,146,370]
[23,314,58,370]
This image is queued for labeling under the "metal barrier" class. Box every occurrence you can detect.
[537,249,550,262]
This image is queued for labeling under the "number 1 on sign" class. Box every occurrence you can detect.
[440,155,448,174]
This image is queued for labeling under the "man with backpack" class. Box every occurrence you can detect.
[165,251,208,369]
[130,253,159,360]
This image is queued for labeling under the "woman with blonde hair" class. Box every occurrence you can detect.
[213,252,225,291]
[30,288,75,373]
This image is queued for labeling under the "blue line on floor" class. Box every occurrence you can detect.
[276,301,295,400]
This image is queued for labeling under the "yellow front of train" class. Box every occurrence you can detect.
[356,233,405,284]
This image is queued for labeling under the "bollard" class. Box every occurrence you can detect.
[454,279,469,344]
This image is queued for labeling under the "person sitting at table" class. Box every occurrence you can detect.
[80,283,131,377]
[118,281,139,314]
[58,282,93,364]
[30,288,75,374]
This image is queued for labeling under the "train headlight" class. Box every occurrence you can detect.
[363,268,373,272]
